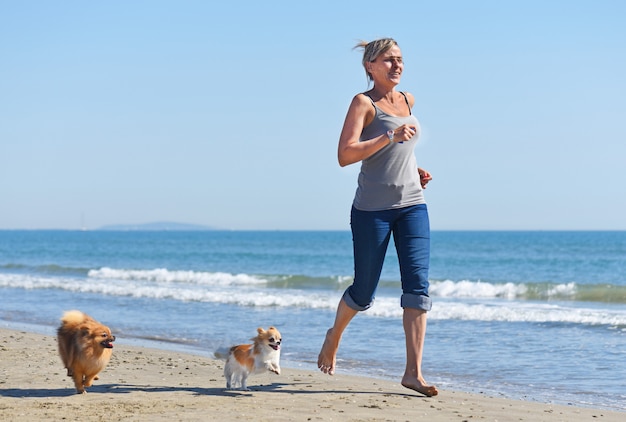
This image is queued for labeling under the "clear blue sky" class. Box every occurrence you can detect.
[1,1,624,230]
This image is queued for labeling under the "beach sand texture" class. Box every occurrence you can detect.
[0,328,622,422]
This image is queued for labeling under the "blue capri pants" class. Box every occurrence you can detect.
[343,203,432,312]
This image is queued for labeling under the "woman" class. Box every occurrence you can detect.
[317,38,437,397]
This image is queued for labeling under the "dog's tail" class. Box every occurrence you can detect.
[214,346,233,360]
[59,310,88,329]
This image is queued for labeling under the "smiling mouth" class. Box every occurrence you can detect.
[101,339,115,349]
[270,344,280,351]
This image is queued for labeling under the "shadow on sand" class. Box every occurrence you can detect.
[0,381,426,399]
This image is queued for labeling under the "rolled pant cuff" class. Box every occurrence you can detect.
[401,293,432,311]
[342,288,373,311]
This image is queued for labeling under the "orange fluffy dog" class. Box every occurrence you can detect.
[57,310,115,394]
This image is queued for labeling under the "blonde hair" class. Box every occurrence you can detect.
[354,38,399,81]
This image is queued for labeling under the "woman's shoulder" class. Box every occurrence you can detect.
[345,93,377,124]
[353,92,373,103]
[348,92,376,111]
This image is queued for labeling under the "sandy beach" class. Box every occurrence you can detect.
[0,327,622,421]
[0,329,626,422]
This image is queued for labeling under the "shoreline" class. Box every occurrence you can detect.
[1,327,623,421]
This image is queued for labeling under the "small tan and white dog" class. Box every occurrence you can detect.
[224,326,281,390]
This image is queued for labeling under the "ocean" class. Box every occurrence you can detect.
[1,230,625,411]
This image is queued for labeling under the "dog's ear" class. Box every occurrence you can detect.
[257,327,265,335]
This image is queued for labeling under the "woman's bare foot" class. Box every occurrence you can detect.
[317,328,339,375]
[401,376,439,397]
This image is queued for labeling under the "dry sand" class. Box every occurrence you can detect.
[0,327,622,421]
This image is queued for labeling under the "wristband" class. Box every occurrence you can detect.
[386,129,394,144]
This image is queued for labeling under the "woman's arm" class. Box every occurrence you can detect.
[337,93,417,167]
[337,94,386,167]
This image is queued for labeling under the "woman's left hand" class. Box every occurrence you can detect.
[418,168,432,189]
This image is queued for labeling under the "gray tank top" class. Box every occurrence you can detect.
[352,93,425,211]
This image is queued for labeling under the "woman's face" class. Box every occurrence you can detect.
[367,45,403,85]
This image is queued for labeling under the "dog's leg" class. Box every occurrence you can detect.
[241,373,249,391]
[267,362,281,375]
[224,363,232,389]
[83,372,98,388]
[226,373,233,389]
[72,371,86,394]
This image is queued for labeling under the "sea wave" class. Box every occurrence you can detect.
[88,267,353,289]
[368,297,626,327]
[83,268,626,303]
[0,272,334,309]
[88,267,267,286]
[2,266,626,303]
[430,280,528,299]
[429,279,626,303]
[1,270,626,328]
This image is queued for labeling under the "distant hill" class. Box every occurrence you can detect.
[98,221,217,231]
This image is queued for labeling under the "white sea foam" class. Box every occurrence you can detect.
[429,280,578,299]
[1,272,625,327]
[545,282,577,297]
[0,273,334,309]
[430,280,527,299]
[366,297,626,326]
[88,267,267,286]
[83,269,578,300]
